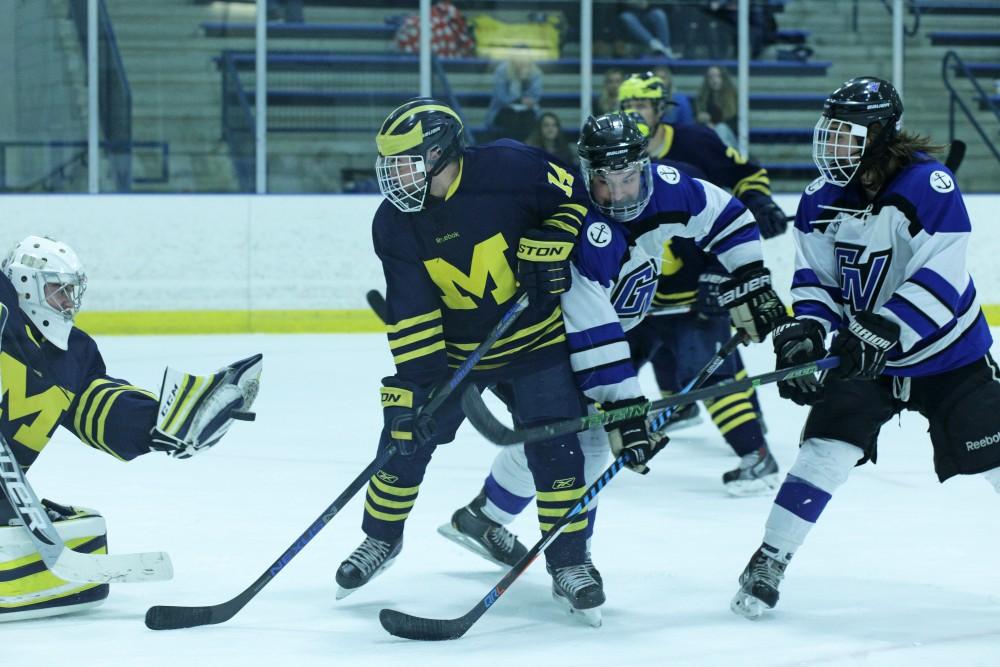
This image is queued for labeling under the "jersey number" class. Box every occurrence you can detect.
[547,162,575,198]
[423,233,517,310]
[0,353,74,452]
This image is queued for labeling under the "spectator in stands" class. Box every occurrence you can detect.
[596,68,625,115]
[525,111,577,167]
[695,1,770,59]
[394,0,475,59]
[696,65,738,147]
[618,1,678,59]
[484,55,544,142]
[653,65,694,125]
[266,0,303,23]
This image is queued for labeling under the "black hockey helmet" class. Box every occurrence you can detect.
[577,112,653,222]
[813,77,904,186]
[375,97,466,212]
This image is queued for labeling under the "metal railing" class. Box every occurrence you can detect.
[0,141,170,192]
[942,50,1000,164]
[69,0,134,191]
[220,51,257,192]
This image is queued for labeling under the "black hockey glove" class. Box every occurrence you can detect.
[741,191,789,239]
[380,376,437,456]
[773,318,828,406]
[603,398,668,475]
[718,265,789,343]
[829,311,900,380]
[694,270,730,324]
[516,226,575,306]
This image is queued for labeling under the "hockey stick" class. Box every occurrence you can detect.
[0,308,172,584]
[463,356,841,445]
[145,293,531,630]
[366,289,389,324]
[945,139,966,174]
[378,331,747,640]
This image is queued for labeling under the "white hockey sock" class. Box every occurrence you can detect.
[763,438,861,559]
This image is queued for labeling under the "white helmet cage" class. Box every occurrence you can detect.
[812,117,869,187]
[375,153,429,213]
[2,236,87,350]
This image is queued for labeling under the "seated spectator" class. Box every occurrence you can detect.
[694,1,769,60]
[618,1,678,58]
[596,68,625,115]
[484,56,543,141]
[696,65,738,147]
[653,65,694,125]
[525,112,577,167]
[395,0,475,58]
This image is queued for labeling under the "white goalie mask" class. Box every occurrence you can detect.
[812,117,869,187]
[2,236,87,350]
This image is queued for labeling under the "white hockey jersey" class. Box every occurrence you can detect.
[791,157,992,377]
[561,163,764,404]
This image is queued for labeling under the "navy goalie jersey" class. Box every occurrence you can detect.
[0,274,159,471]
[792,157,992,377]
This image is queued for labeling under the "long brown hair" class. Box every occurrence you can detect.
[696,66,737,123]
[860,128,947,191]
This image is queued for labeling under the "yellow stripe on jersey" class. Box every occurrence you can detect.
[733,169,772,198]
[363,501,411,522]
[388,325,444,350]
[446,306,562,352]
[447,319,563,365]
[386,309,442,334]
[366,487,416,510]
[452,333,566,371]
[369,474,420,497]
[392,340,446,366]
[717,411,758,435]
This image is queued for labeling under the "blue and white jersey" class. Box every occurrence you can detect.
[791,158,992,377]
[561,163,763,404]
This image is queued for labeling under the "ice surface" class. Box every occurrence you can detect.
[7,332,1000,666]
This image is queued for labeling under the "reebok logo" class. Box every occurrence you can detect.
[436,232,460,244]
[375,470,399,484]
[552,477,576,490]
[966,431,1000,452]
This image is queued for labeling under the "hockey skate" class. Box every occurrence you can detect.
[335,535,402,600]
[660,402,703,433]
[723,447,779,496]
[437,491,528,567]
[548,562,605,627]
[730,544,787,620]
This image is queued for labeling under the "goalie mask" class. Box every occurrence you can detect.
[375,97,465,212]
[578,112,653,222]
[2,235,87,350]
[813,77,903,186]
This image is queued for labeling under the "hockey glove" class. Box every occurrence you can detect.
[773,318,827,405]
[603,398,669,475]
[380,376,437,456]
[694,270,731,324]
[829,311,900,380]
[150,353,263,459]
[516,227,574,306]
[718,266,789,343]
[741,191,788,239]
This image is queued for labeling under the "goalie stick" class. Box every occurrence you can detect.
[145,292,531,630]
[378,332,747,640]
[0,307,172,584]
[463,356,841,445]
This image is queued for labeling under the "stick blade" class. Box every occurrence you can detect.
[145,604,219,630]
[379,608,470,641]
[459,386,521,446]
[365,289,388,323]
[53,549,173,584]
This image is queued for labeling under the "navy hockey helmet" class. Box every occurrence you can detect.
[577,112,653,222]
[375,97,466,212]
[813,77,904,186]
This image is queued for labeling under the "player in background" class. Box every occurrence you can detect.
[440,112,788,572]
[334,98,610,625]
[0,235,262,622]
[619,70,782,493]
[731,77,1000,620]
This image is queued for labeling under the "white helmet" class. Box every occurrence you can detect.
[2,236,87,350]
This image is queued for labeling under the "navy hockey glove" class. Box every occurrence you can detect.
[380,376,437,456]
[694,270,730,324]
[829,311,900,380]
[773,318,827,405]
[741,191,788,239]
[603,398,668,475]
[718,265,789,343]
[516,226,574,305]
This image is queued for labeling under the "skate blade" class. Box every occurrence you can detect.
[334,554,399,601]
[730,591,767,620]
[552,591,603,628]
[724,473,780,497]
[436,522,509,568]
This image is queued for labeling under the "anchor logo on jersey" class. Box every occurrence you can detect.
[835,243,892,312]
[611,260,659,318]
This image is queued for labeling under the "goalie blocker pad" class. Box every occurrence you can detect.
[0,507,110,622]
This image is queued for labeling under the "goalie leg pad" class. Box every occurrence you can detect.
[0,510,109,622]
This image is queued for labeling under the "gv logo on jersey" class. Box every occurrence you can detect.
[835,244,892,312]
[611,260,659,318]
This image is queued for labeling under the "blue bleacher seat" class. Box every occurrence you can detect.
[964,62,1000,78]
[912,1,1000,14]
[202,21,396,40]
[929,32,1000,47]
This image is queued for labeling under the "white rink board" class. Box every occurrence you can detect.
[1,193,1000,312]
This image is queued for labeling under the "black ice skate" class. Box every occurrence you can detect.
[660,402,703,432]
[437,491,528,567]
[335,535,402,600]
[730,544,788,620]
[723,447,779,496]
[547,562,605,627]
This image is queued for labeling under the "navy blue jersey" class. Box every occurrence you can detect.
[652,237,727,309]
[792,157,991,377]
[0,275,158,470]
[373,140,589,386]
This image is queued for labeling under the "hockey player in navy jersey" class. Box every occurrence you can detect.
[731,77,1000,620]
[440,112,788,574]
[333,98,609,624]
[0,235,262,622]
